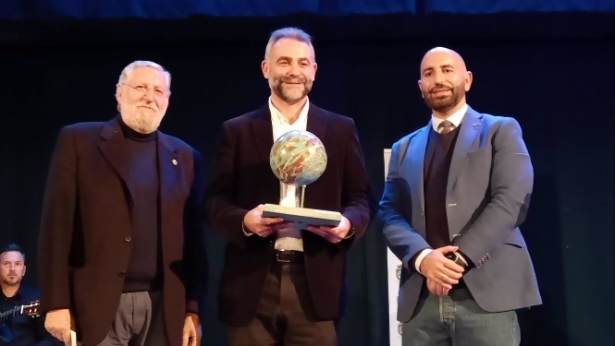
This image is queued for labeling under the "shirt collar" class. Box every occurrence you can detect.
[269,96,310,125]
[431,103,468,132]
[1,286,23,299]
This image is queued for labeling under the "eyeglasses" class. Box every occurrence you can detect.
[119,83,171,99]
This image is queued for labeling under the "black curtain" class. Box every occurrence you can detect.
[0,12,613,346]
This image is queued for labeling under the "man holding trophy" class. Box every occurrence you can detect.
[204,27,373,346]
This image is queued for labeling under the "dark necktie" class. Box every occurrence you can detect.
[438,120,456,134]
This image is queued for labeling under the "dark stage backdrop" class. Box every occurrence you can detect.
[0,11,613,346]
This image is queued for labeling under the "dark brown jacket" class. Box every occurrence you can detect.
[204,104,373,326]
[38,118,206,346]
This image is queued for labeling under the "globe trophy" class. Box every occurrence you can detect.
[261,130,342,227]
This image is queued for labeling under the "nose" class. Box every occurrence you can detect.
[143,93,155,102]
[288,62,301,76]
[433,71,445,84]
[141,88,156,101]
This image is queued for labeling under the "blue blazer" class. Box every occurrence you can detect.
[379,106,542,322]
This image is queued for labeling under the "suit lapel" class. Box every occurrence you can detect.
[447,107,482,195]
[250,105,280,200]
[251,106,275,164]
[98,118,134,201]
[306,105,328,146]
[158,133,180,209]
[304,105,328,207]
[409,124,429,216]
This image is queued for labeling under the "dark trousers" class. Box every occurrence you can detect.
[227,251,336,346]
[80,291,168,346]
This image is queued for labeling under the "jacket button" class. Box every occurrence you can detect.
[118,271,126,278]
[124,236,132,243]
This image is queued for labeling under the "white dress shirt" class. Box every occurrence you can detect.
[430,103,467,132]
[415,103,469,273]
[269,96,310,252]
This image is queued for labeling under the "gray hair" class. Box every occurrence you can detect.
[117,60,171,88]
[264,27,315,61]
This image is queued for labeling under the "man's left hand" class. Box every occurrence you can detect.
[306,217,352,243]
[426,277,450,297]
[182,313,201,346]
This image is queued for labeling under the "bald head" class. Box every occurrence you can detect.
[421,47,468,75]
[418,47,473,118]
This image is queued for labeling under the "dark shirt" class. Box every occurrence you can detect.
[118,116,163,292]
[0,285,61,346]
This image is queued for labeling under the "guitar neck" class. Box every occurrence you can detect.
[0,300,40,324]
[0,306,20,323]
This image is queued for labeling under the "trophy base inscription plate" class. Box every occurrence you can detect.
[261,204,342,227]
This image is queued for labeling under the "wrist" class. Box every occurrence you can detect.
[343,221,355,239]
[414,248,432,274]
[445,251,468,269]
[341,217,352,236]
[186,312,200,325]
[241,221,254,237]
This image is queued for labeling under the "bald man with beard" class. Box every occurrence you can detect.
[378,47,541,345]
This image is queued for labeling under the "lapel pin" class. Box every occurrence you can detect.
[172,159,178,166]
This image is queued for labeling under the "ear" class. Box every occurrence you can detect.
[23,265,26,277]
[464,71,473,91]
[261,60,269,79]
[418,79,425,99]
[115,84,123,104]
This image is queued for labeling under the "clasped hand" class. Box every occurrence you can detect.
[419,246,465,297]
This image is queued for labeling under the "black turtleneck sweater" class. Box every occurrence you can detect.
[118,117,163,292]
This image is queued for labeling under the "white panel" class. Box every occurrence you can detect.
[384,148,402,346]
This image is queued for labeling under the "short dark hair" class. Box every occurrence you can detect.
[0,243,26,262]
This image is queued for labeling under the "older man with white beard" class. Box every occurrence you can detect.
[38,61,206,346]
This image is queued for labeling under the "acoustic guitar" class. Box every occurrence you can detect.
[0,300,40,324]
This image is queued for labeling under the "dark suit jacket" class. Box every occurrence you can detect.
[379,107,542,322]
[204,103,373,326]
[38,118,206,346]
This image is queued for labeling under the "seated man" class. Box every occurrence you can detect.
[0,243,61,346]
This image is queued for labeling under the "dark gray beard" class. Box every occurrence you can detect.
[424,84,465,113]
[273,81,312,103]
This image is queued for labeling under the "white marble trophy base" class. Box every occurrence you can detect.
[261,204,342,228]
